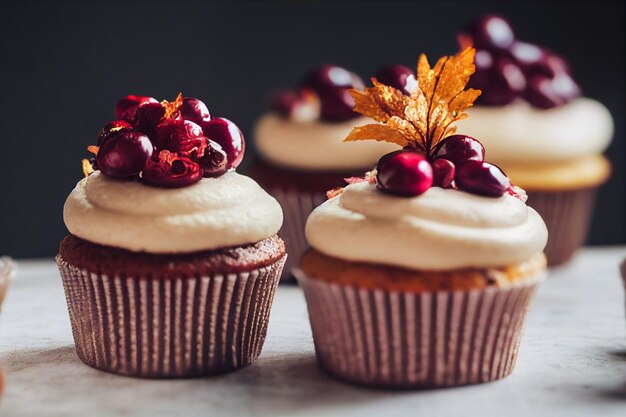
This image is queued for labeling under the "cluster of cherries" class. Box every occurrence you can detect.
[459,14,580,108]
[375,135,512,198]
[270,65,364,122]
[91,95,245,188]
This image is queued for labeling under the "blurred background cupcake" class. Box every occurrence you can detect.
[57,94,286,378]
[249,65,398,281]
[453,14,614,265]
[298,48,549,388]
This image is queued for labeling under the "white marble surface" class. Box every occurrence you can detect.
[1,248,625,417]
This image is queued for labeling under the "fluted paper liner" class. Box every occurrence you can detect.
[527,187,597,266]
[270,188,326,282]
[57,254,286,378]
[297,272,543,388]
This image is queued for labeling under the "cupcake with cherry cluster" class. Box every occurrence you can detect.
[57,94,286,378]
[449,14,613,265]
[250,65,399,282]
[297,48,548,389]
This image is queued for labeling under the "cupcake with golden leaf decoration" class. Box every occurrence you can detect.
[297,48,548,389]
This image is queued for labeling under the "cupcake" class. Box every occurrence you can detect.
[57,94,286,378]
[250,65,399,281]
[452,14,614,265]
[297,48,549,388]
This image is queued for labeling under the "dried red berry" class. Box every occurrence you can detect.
[194,140,228,178]
[96,120,134,147]
[141,150,203,188]
[115,95,158,123]
[154,119,207,158]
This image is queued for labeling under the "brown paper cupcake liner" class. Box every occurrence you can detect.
[56,254,286,378]
[269,188,326,282]
[296,271,543,389]
[526,187,597,266]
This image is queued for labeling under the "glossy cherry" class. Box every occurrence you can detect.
[141,150,203,188]
[269,88,320,121]
[433,135,485,165]
[467,14,515,50]
[431,158,455,188]
[154,119,207,158]
[301,65,364,91]
[316,87,358,121]
[96,120,134,146]
[180,97,211,125]
[115,95,158,123]
[96,130,153,178]
[194,139,228,178]
[455,160,510,197]
[376,150,433,197]
[200,117,245,169]
[374,65,417,95]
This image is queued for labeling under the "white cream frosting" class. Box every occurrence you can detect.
[64,171,283,253]
[306,182,547,271]
[456,98,613,164]
[253,113,399,171]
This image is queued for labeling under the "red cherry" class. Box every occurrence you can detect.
[300,65,363,122]
[433,135,485,165]
[141,150,203,188]
[467,14,515,50]
[134,102,166,136]
[301,65,364,91]
[115,95,158,123]
[374,65,417,95]
[96,131,153,178]
[180,97,211,125]
[432,158,455,189]
[194,140,228,178]
[96,120,134,147]
[200,117,245,169]
[154,119,207,158]
[269,88,320,121]
[455,161,510,197]
[376,150,433,197]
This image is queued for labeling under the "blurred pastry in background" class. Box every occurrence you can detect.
[250,65,398,281]
[454,14,614,265]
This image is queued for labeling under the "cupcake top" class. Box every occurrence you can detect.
[305,48,548,271]
[64,94,282,253]
[254,65,398,171]
[452,14,614,165]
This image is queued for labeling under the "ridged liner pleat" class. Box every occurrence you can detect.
[297,273,543,388]
[56,254,286,378]
[526,187,597,266]
[270,188,326,282]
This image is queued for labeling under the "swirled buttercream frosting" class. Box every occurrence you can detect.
[305,182,547,271]
[64,171,283,253]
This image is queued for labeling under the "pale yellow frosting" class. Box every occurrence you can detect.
[253,113,399,171]
[305,182,548,271]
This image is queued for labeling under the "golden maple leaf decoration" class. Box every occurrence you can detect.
[345,47,481,157]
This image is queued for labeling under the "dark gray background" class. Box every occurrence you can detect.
[0,1,624,258]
